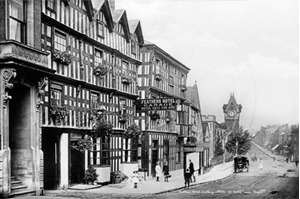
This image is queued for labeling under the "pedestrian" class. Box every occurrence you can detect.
[259,158,263,170]
[184,168,191,189]
[155,161,161,182]
[273,156,275,162]
[189,159,195,183]
[163,161,170,182]
[295,156,299,168]
[286,157,289,163]
[131,171,140,189]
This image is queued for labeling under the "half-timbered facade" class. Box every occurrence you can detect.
[0,0,144,197]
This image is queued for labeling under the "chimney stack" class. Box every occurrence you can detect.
[108,0,115,11]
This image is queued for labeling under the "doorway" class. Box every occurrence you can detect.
[70,141,85,184]
[151,140,158,177]
[9,84,32,186]
[42,132,60,190]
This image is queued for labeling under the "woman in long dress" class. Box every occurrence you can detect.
[259,158,263,170]
[155,161,162,182]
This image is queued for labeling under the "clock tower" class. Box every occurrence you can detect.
[223,93,242,131]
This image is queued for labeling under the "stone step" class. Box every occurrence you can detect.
[11,180,22,185]
[8,190,36,198]
[11,185,27,191]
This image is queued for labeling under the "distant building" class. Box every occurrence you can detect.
[201,115,218,167]
[223,93,242,131]
[290,125,299,161]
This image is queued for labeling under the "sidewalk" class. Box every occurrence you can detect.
[16,161,234,199]
[81,160,234,194]
[252,142,286,162]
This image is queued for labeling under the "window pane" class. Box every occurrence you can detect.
[10,0,24,21]
[9,19,22,42]
[55,32,67,51]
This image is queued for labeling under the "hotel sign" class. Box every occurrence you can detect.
[135,98,181,111]
[184,145,196,152]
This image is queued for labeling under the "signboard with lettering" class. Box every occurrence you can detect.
[184,146,196,152]
[135,98,182,111]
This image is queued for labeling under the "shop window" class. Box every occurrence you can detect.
[176,139,181,163]
[131,137,138,162]
[9,0,25,43]
[101,136,110,165]
[163,139,169,163]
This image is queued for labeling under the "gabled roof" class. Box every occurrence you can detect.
[128,19,144,45]
[84,0,94,21]
[186,82,201,111]
[91,0,114,32]
[112,10,131,42]
[223,93,242,113]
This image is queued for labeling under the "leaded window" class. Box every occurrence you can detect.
[54,32,67,52]
[50,83,62,106]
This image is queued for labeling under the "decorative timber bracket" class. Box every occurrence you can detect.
[36,77,48,111]
[2,68,16,108]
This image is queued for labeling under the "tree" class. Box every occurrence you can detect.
[214,136,224,156]
[225,127,252,156]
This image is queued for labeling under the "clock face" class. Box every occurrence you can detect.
[228,110,236,117]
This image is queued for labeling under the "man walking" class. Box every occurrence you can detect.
[189,159,195,183]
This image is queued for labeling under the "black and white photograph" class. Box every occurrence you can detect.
[0,0,298,198]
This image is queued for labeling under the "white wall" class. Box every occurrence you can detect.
[186,152,199,170]
[60,133,69,189]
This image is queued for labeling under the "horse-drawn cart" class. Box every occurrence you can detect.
[234,156,249,173]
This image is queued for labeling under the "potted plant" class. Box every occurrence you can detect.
[93,117,113,138]
[71,135,95,153]
[83,165,99,185]
[49,106,68,125]
[124,123,141,138]
[110,171,128,184]
[94,62,110,77]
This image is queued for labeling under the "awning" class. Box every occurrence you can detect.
[271,144,280,151]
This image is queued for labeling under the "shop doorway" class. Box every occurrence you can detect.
[70,141,85,184]
[151,140,158,177]
[42,132,60,190]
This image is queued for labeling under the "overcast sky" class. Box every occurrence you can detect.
[115,0,299,131]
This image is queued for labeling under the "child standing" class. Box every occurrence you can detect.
[184,168,191,189]
[131,171,140,188]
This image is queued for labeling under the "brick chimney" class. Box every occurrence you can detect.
[108,0,115,11]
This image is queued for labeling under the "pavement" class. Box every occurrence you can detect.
[16,142,298,199]
[16,160,235,199]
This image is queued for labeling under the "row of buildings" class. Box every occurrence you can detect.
[253,124,299,161]
[0,0,243,197]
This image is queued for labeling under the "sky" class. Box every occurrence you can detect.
[115,0,299,131]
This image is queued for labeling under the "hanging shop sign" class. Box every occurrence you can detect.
[135,98,182,111]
